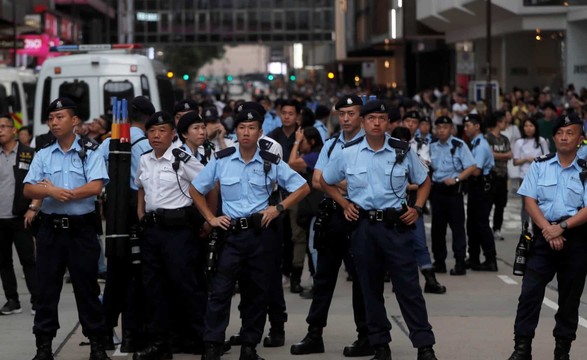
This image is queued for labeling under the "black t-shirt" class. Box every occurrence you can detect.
[268,127,296,163]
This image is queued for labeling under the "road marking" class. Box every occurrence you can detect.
[498,275,518,285]
[112,346,128,357]
[543,297,587,329]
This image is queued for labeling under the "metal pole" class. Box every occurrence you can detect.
[12,0,17,66]
[485,0,492,113]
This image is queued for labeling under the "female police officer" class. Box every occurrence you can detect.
[508,113,587,360]
[190,109,309,360]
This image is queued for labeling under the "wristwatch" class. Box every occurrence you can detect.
[559,221,568,230]
[455,177,461,183]
[276,203,285,213]
[414,206,423,217]
[28,204,39,212]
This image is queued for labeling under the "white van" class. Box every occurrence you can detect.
[33,52,175,135]
[0,67,37,128]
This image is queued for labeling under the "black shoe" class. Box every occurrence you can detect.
[1,299,22,315]
[98,272,107,283]
[471,259,498,272]
[202,342,223,360]
[507,336,532,360]
[230,333,243,346]
[421,269,447,294]
[554,338,571,360]
[417,346,438,360]
[132,338,170,360]
[104,329,115,351]
[290,267,304,293]
[32,334,54,360]
[89,336,112,360]
[263,330,285,347]
[120,330,142,353]
[290,331,324,355]
[299,287,313,299]
[432,262,446,274]
[369,344,391,360]
[450,259,466,276]
[465,258,479,270]
[343,337,374,357]
[223,340,232,354]
[182,339,204,355]
[240,345,264,360]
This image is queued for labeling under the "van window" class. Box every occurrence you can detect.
[40,77,52,124]
[157,75,175,113]
[11,82,22,113]
[59,80,90,121]
[141,75,151,99]
[0,84,8,115]
[104,80,135,117]
[23,83,36,121]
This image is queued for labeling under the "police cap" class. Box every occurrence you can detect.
[202,106,220,122]
[174,99,198,116]
[552,113,583,136]
[236,101,266,117]
[234,109,263,127]
[435,116,453,125]
[177,112,204,142]
[360,100,388,117]
[131,96,156,117]
[145,111,175,131]
[463,113,482,124]
[48,97,77,114]
[335,94,362,110]
[403,110,421,121]
[388,107,402,123]
[315,105,331,119]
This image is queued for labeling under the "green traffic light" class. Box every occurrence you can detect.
[183,74,190,81]
[268,74,274,81]
[289,75,296,81]
[227,75,233,82]
[199,75,205,81]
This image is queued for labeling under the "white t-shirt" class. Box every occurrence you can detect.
[512,137,549,179]
[452,103,468,126]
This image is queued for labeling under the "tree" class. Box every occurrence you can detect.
[161,45,224,80]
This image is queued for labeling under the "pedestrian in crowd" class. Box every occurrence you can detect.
[23,97,111,360]
[502,110,522,192]
[400,112,446,294]
[538,102,558,153]
[387,106,402,135]
[99,95,154,353]
[18,125,33,147]
[133,111,207,359]
[85,115,111,144]
[191,108,309,360]
[486,111,512,241]
[416,116,433,145]
[452,93,468,138]
[203,106,235,150]
[508,113,587,360]
[259,96,282,135]
[321,99,439,360]
[0,115,39,316]
[290,94,372,358]
[429,116,476,275]
[314,105,331,141]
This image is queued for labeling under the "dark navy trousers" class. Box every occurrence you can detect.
[430,187,467,262]
[467,181,496,262]
[352,219,435,348]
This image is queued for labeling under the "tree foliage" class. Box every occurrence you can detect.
[161,45,225,77]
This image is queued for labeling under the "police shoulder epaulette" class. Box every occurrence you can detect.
[430,138,439,144]
[260,150,281,164]
[78,136,100,151]
[258,138,273,151]
[141,149,154,156]
[172,147,192,163]
[578,158,587,169]
[451,138,463,148]
[214,146,236,159]
[388,137,410,151]
[342,135,364,149]
[41,138,57,149]
[534,153,555,163]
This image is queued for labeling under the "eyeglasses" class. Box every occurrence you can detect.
[0,124,14,130]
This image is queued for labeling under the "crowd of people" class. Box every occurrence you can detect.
[0,82,586,360]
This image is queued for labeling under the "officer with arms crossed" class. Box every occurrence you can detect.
[290,94,373,357]
[321,100,439,360]
[508,113,587,360]
[133,111,207,359]
[190,109,310,360]
[23,97,110,360]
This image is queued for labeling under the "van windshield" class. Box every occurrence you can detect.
[59,81,90,121]
[0,84,11,115]
[104,80,135,118]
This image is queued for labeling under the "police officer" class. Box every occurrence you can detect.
[0,114,39,315]
[401,111,445,294]
[23,97,110,360]
[174,98,199,124]
[177,111,208,162]
[99,95,154,352]
[203,106,235,150]
[463,114,497,271]
[321,100,438,360]
[429,116,476,275]
[290,94,373,357]
[508,113,587,360]
[133,111,207,359]
[190,109,310,360]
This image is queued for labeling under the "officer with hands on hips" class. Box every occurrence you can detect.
[507,113,587,360]
[320,100,439,360]
[190,109,310,360]
[23,97,111,360]
[133,111,207,359]
[428,116,476,276]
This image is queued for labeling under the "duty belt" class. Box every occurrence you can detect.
[142,206,196,227]
[229,213,263,233]
[358,208,399,223]
[41,212,96,230]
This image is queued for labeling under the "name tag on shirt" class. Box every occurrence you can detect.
[18,162,30,170]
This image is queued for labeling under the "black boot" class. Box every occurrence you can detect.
[369,344,391,360]
[89,336,112,360]
[343,336,374,357]
[32,334,54,360]
[554,338,571,360]
[290,267,304,293]
[240,344,264,360]
[104,329,115,351]
[421,269,447,294]
[230,331,243,346]
[450,258,466,276]
[471,258,498,272]
[201,342,222,360]
[417,346,438,360]
[290,327,324,355]
[120,329,141,354]
[432,261,446,274]
[263,325,285,347]
[133,336,170,360]
[507,336,532,360]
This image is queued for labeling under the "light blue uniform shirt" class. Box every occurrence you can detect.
[518,154,587,222]
[262,112,282,135]
[315,129,365,172]
[471,134,494,176]
[313,121,329,142]
[429,136,475,183]
[322,136,428,210]
[192,146,307,219]
[24,136,109,215]
[577,144,587,160]
[99,127,151,190]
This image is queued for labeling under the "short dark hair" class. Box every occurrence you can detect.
[302,126,324,153]
[281,99,301,113]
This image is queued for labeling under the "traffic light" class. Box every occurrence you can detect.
[267,74,275,81]
[183,74,190,81]
[199,75,205,81]
[289,74,296,81]
[227,75,233,82]
[167,71,174,78]
[327,72,335,80]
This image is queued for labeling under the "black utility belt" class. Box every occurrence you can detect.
[318,198,343,214]
[432,182,464,195]
[358,208,402,224]
[142,206,198,227]
[468,174,490,184]
[229,213,264,233]
[40,212,97,230]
